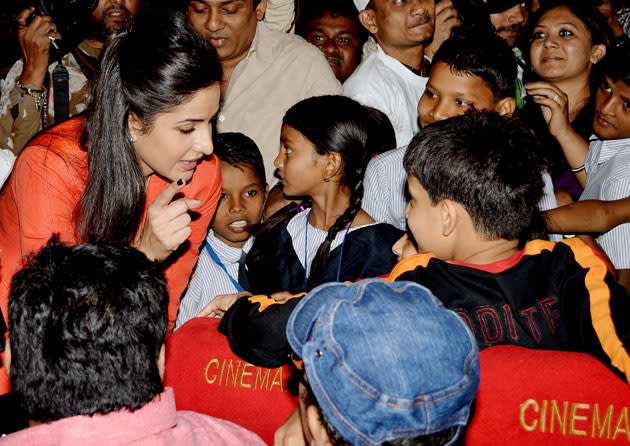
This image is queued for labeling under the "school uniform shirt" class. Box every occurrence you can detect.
[175,231,253,329]
[343,45,428,148]
[580,137,630,269]
[216,22,341,182]
[244,207,404,296]
[222,238,630,384]
[0,388,266,446]
[361,145,561,241]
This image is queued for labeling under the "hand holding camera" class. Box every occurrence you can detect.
[17,7,62,89]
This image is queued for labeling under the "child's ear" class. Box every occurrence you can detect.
[359,9,378,35]
[263,184,270,205]
[323,152,343,182]
[306,405,334,446]
[440,199,457,237]
[493,97,516,117]
[590,44,606,64]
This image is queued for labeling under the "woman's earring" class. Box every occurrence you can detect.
[129,134,136,143]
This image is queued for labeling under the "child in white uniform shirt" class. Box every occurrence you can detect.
[175,133,268,329]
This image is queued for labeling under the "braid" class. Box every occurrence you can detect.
[307,176,364,290]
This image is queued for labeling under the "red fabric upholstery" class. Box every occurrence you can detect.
[466,345,630,445]
[164,317,298,445]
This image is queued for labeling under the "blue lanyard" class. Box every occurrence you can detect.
[203,240,244,293]
[304,209,356,291]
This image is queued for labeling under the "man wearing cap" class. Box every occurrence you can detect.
[185,0,342,180]
[343,0,435,147]
[483,0,530,107]
[286,279,480,446]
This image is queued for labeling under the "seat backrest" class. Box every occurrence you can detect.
[465,345,630,445]
[164,317,298,445]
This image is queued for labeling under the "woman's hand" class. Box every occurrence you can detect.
[134,179,202,262]
[17,8,62,88]
[525,81,572,138]
[196,291,253,318]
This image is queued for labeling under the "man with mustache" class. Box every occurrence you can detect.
[343,0,436,148]
[483,0,530,107]
[0,0,140,154]
[185,0,342,180]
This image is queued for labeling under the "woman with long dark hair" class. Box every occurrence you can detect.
[524,0,613,200]
[0,11,223,337]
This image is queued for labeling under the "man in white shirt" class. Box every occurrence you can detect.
[343,0,434,147]
[186,0,342,178]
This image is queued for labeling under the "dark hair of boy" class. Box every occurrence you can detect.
[404,112,547,244]
[432,29,517,101]
[600,39,630,87]
[8,240,168,423]
[296,0,369,45]
[214,132,266,185]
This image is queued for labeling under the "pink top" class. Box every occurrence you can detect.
[0,387,267,446]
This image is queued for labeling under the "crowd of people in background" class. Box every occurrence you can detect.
[0,0,630,444]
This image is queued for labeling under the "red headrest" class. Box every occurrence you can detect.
[164,317,298,445]
[466,345,630,445]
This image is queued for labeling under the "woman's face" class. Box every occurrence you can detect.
[529,6,600,84]
[130,84,221,182]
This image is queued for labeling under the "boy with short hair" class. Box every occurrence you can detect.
[175,132,268,329]
[362,31,558,231]
[222,112,630,385]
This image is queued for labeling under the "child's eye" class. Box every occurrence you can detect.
[625,100,630,110]
[338,37,352,44]
[245,189,258,197]
[424,90,436,99]
[456,99,470,107]
[310,35,325,42]
[559,29,573,37]
[219,192,227,201]
[285,146,292,155]
[223,6,238,14]
[601,81,612,93]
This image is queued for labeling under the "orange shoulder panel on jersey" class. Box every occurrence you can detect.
[249,293,307,313]
[387,252,437,281]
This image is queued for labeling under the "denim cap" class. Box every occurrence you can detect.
[286,279,480,446]
[353,0,369,11]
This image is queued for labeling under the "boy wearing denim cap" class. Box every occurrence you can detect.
[287,279,479,446]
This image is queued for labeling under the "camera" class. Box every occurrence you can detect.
[24,0,99,56]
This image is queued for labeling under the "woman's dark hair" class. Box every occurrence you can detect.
[250,95,376,290]
[79,10,222,244]
[526,0,613,90]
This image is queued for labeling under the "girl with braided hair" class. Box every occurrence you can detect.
[199,95,402,326]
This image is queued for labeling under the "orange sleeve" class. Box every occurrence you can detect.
[0,146,84,322]
[147,156,222,334]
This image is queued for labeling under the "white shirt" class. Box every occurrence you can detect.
[175,231,253,329]
[580,138,630,269]
[362,145,560,240]
[343,45,427,148]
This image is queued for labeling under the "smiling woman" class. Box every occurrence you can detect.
[0,10,224,352]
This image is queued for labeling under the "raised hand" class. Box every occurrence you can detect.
[134,178,202,262]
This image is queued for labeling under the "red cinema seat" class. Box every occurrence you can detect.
[465,345,630,445]
[164,317,298,445]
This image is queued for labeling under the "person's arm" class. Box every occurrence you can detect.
[543,198,630,234]
[0,9,64,155]
[525,81,589,187]
[424,0,460,61]
[263,0,295,33]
